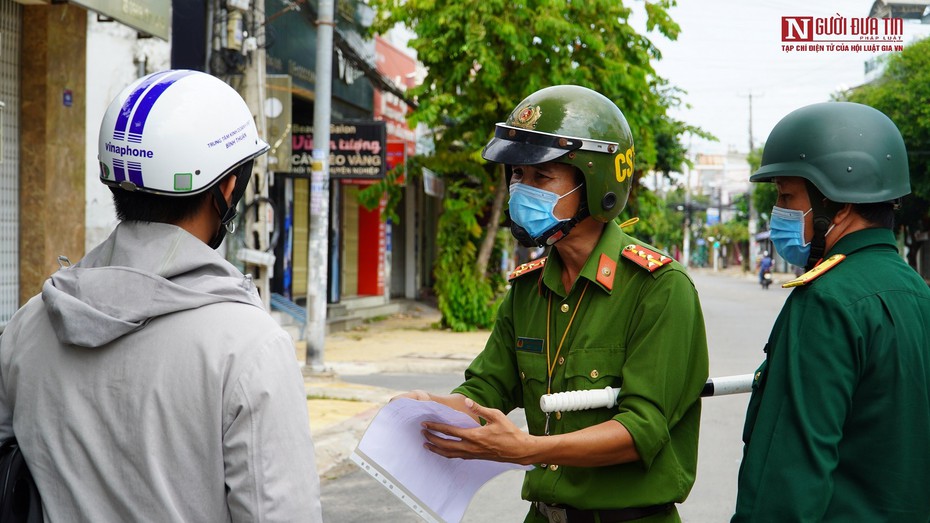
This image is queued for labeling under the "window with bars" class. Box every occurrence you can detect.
[0,0,21,330]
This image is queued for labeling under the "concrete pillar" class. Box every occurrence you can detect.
[20,4,87,303]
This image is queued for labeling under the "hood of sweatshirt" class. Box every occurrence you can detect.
[41,221,264,347]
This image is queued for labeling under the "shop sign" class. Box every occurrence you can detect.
[291,121,386,180]
[69,0,170,40]
[422,167,445,198]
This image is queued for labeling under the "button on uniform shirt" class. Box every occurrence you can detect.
[734,228,930,522]
[454,224,709,523]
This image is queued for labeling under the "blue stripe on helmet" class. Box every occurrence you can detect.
[112,159,126,183]
[126,70,196,143]
[113,70,174,141]
[127,161,144,186]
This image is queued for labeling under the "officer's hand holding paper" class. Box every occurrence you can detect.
[352,398,531,523]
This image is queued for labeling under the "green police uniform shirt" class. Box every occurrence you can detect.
[733,228,930,522]
[453,223,709,522]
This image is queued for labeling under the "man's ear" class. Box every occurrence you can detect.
[219,174,237,205]
[831,202,854,224]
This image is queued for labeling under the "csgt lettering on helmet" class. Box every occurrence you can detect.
[614,145,635,183]
[105,142,155,159]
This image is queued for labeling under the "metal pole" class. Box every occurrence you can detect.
[241,5,272,312]
[682,165,691,268]
[682,144,692,268]
[306,0,334,371]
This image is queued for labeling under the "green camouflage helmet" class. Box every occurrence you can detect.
[482,85,635,222]
[751,102,910,203]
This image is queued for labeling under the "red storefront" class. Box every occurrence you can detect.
[341,36,417,298]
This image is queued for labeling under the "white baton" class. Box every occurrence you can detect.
[539,373,755,413]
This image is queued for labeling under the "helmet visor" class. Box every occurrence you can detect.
[482,124,617,165]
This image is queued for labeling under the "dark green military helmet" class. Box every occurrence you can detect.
[751,102,910,203]
[482,85,635,222]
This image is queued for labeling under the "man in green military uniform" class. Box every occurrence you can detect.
[732,102,930,521]
[399,85,709,522]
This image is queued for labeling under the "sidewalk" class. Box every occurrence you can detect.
[298,303,489,478]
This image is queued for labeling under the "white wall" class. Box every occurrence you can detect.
[85,14,170,251]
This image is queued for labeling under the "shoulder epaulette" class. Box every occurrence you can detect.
[621,244,673,273]
[782,254,846,288]
[509,257,547,281]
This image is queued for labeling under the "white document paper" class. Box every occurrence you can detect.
[351,398,532,523]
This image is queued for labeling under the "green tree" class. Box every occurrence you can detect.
[618,189,682,254]
[704,219,749,268]
[842,38,930,269]
[748,144,777,229]
[364,0,689,329]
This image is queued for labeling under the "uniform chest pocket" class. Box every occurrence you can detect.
[563,347,626,392]
[515,350,549,387]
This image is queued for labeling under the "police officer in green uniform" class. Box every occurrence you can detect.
[732,102,930,521]
[399,86,709,523]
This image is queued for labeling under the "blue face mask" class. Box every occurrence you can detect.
[769,205,812,267]
[508,183,582,239]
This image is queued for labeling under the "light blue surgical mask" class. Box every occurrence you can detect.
[769,205,812,267]
[508,183,582,239]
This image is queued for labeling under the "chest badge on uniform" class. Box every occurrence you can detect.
[516,337,544,354]
[782,254,846,288]
[621,244,672,272]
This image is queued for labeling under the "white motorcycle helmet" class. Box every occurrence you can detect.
[98,69,269,247]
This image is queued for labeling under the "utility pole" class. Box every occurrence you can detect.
[682,162,692,268]
[682,136,694,268]
[744,91,762,271]
[743,91,763,153]
[306,0,334,371]
[748,92,754,153]
[239,3,274,311]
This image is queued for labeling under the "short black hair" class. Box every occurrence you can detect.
[110,187,210,224]
[852,202,895,229]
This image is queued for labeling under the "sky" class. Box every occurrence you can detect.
[640,0,930,156]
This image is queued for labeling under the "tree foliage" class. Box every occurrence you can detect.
[366,0,692,328]
[841,37,930,269]
[841,38,930,201]
[617,188,684,254]
[433,175,498,331]
[748,144,777,228]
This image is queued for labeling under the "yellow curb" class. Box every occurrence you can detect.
[307,398,377,434]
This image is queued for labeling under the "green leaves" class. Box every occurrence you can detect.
[844,39,930,201]
[843,38,930,246]
[433,175,498,332]
[365,0,698,328]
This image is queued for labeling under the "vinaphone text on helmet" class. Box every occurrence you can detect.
[104,142,155,159]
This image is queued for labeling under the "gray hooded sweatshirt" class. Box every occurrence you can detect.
[0,222,322,522]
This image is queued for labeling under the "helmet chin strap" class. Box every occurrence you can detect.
[542,207,590,246]
[207,159,255,249]
[804,180,839,271]
[508,207,591,248]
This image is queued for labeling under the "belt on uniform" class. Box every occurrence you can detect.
[533,501,674,523]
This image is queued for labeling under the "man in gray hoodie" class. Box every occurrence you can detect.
[0,70,323,522]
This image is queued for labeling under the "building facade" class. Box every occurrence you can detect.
[1,0,432,333]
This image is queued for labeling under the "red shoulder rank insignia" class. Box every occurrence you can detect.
[508,257,547,281]
[782,254,846,288]
[622,244,673,273]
